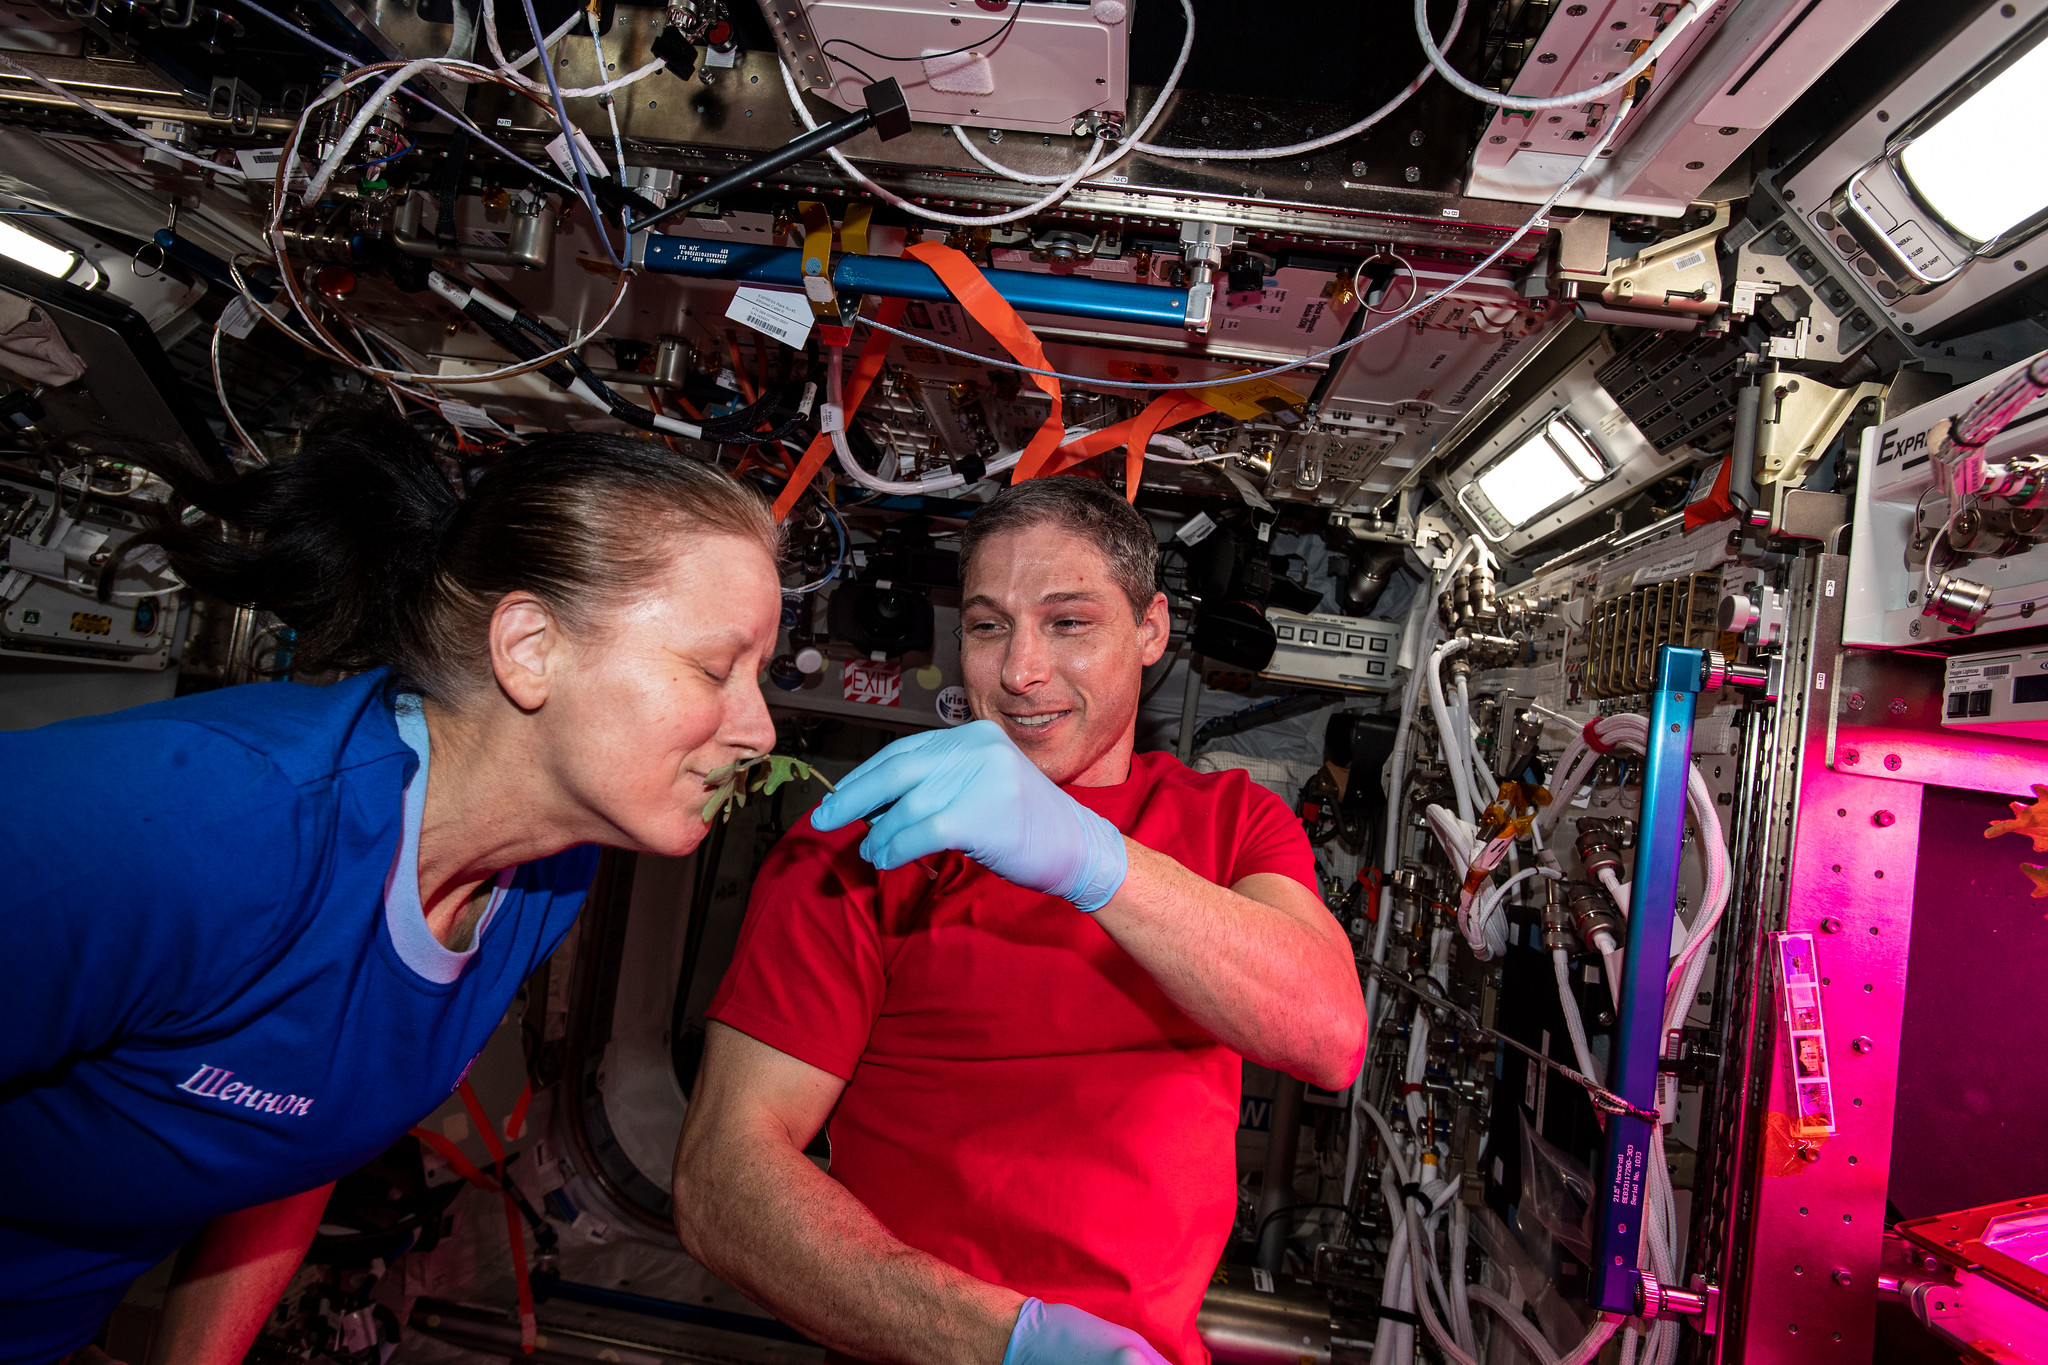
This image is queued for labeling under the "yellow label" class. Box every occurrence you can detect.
[1196,371,1308,421]
[69,612,112,637]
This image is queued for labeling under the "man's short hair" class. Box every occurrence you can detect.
[959,476,1160,619]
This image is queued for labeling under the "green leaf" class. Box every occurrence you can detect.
[699,753,833,823]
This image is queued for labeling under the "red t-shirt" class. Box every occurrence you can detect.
[706,749,1318,1365]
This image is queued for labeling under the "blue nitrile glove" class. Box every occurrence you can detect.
[1001,1298,1170,1365]
[810,719,1129,912]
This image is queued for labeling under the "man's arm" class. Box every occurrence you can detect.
[1094,853,1366,1090]
[147,1182,333,1365]
[672,1022,1025,1365]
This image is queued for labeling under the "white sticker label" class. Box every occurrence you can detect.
[1669,248,1708,274]
[715,367,738,391]
[1815,671,1828,692]
[437,400,510,434]
[725,285,815,349]
[1176,510,1218,545]
[1825,579,1837,597]
[219,295,260,340]
[233,146,293,179]
[543,127,609,181]
[6,536,62,577]
[133,543,170,573]
[1252,1268,1275,1294]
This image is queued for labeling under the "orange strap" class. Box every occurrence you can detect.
[1041,394,1214,496]
[771,295,908,523]
[413,1079,536,1352]
[902,241,1067,482]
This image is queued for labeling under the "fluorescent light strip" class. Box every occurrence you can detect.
[0,218,81,279]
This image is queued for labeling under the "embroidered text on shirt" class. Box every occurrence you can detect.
[177,1065,316,1116]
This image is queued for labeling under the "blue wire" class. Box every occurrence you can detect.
[516,0,626,270]
[793,497,847,594]
[349,139,415,170]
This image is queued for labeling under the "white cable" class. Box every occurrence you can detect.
[1131,0,1465,160]
[936,0,1195,189]
[1428,637,1477,825]
[1553,946,1602,1086]
[590,11,629,181]
[1598,866,1630,916]
[1449,1201,1477,1357]
[1414,0,1702,111]
[0,51,248,180]
[1468,1284,1561,1365]
[851,94,1635,390]
[480,0,664,98]
[303,59,445,205]
[783,62,1106,226]
[1456,671,1498,806]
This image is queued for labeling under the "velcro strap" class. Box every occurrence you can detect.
[903,240,1066,481]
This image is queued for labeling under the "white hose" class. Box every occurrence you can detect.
[1552,947,1602,1085]
[1468,1284,1561,1365]
[1428,637,1477,825]
[1414,0,1703,112]
[1131,0,1466,159]
[1598,867,1630,916]
[1449,1201,1477,1357]
[784,0,1188,225]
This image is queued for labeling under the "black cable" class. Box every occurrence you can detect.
[1253,1202,1354,1244]
[822,0,1032,81]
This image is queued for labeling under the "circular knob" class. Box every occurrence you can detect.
[1702,649,1729,691]
[1719,592,1759,633]
[793,645,825,675]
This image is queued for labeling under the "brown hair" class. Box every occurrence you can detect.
[127,406,782,702]
[958,475,1159,618]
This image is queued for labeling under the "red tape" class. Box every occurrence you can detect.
[1583,717,1617,754]
[412,1082,537,1353]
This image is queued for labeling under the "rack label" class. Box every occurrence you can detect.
[725,286,814,349]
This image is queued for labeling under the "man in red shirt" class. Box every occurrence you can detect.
[673,476,1367,1365]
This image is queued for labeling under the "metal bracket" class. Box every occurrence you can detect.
[1559,204,1730,319]
[1754,372,1887,490]
[1178,219,1235,335]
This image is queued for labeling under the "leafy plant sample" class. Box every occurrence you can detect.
[701,753,835,823]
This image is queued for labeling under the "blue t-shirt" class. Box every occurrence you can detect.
[0,669,599,1361]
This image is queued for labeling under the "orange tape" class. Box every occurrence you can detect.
[1040,393,1215,494]
[902,241,1067,481]
[770,295,908,523]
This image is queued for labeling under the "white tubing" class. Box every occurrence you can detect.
[1468,1284,1561,1365]
[1552,947,1602,1085]
[1132,0,1466,159]
[1414,0,1702,112]
[1428,637,1477,825]
[481,0,664,99]
[1449,1202,1477,1357]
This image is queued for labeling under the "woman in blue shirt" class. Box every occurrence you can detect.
[0,409,786,1364]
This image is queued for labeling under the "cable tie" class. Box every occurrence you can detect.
[1583,717,1618,754]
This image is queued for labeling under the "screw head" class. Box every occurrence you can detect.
[1889,697,1909,715]
[1841,748,1860,765]
[1350,160,1367,176]
[1404,166,1421,183]
[1885,753,1903,771]
[1873,809,1896,827]
[1847,690,1866,710]
[1834,1269,1852,1286]
[1853,1036,1874,1054]
[1820,917,1842,934]
[1409,128,1425,146]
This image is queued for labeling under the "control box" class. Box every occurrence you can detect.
[1262,609,1402,692]
[1941,645,2048,739]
